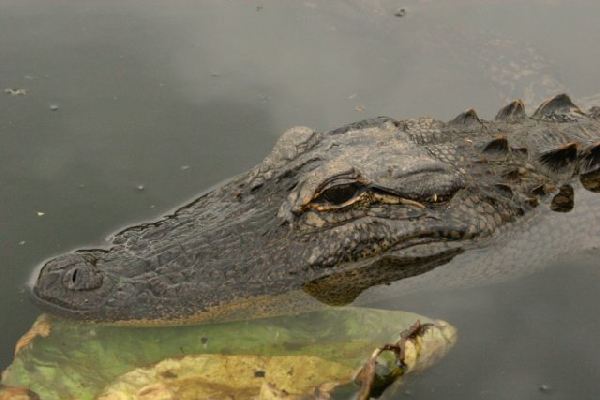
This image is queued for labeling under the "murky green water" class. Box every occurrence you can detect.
[1,1,599,398]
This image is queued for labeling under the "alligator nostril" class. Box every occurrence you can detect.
[62,265,104,291]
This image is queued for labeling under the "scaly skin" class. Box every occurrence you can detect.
[30,94,600,325]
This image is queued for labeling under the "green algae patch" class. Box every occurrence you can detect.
[1,309,456,399]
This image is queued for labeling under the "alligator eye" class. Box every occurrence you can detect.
[320,183,361,205]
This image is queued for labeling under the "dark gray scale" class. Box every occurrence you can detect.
[494,183,513,198]
[580,169,600,193]
[579,141,600,173]
[448,108,480,127]
[579,141,600,192]
[532,93,583,121]
[538,142,579,173]
[495,99,526,121]
[503,167,527,181]
[550,184,575,212]
[531,183,556,196]
[482,135,510,157]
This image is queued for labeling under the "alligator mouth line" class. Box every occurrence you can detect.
[28,277,322,325]
[29,234,464,323]
[301,240,464,307]
[336,235,463,273]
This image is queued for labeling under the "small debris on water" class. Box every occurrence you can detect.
[18,241,26,246]
[4,88,27,96]
[257,94,270,102]
[136,185,145,191]
[36,212,45,217]
[180,165,190,171]
[394,8,407,17]
[355,105,366,112]
[49,104,59,111]
[539,384,551,392]
[149,205,156,209]
[348,93,358,100]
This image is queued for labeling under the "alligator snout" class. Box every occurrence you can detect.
[30,252,111,317]
[40,253,104,291]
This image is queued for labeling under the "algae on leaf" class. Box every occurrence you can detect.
[1,308,456,400]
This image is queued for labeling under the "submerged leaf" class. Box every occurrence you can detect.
[98,354,351,400]
[2,308,456,400]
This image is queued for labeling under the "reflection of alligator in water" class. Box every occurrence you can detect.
[30,94,600,325]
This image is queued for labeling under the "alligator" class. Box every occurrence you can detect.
[30,94,600,325]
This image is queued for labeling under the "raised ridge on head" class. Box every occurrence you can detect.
[495,99,526,121]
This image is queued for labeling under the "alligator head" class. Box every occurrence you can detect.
[30,94,600,325]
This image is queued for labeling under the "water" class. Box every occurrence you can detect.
[1,0,599,397]
[379,253,600,399]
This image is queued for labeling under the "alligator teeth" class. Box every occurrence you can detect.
[495,99,526,121]
[399,198,426,209]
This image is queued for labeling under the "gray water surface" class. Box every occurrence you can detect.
[1,1,599,398]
